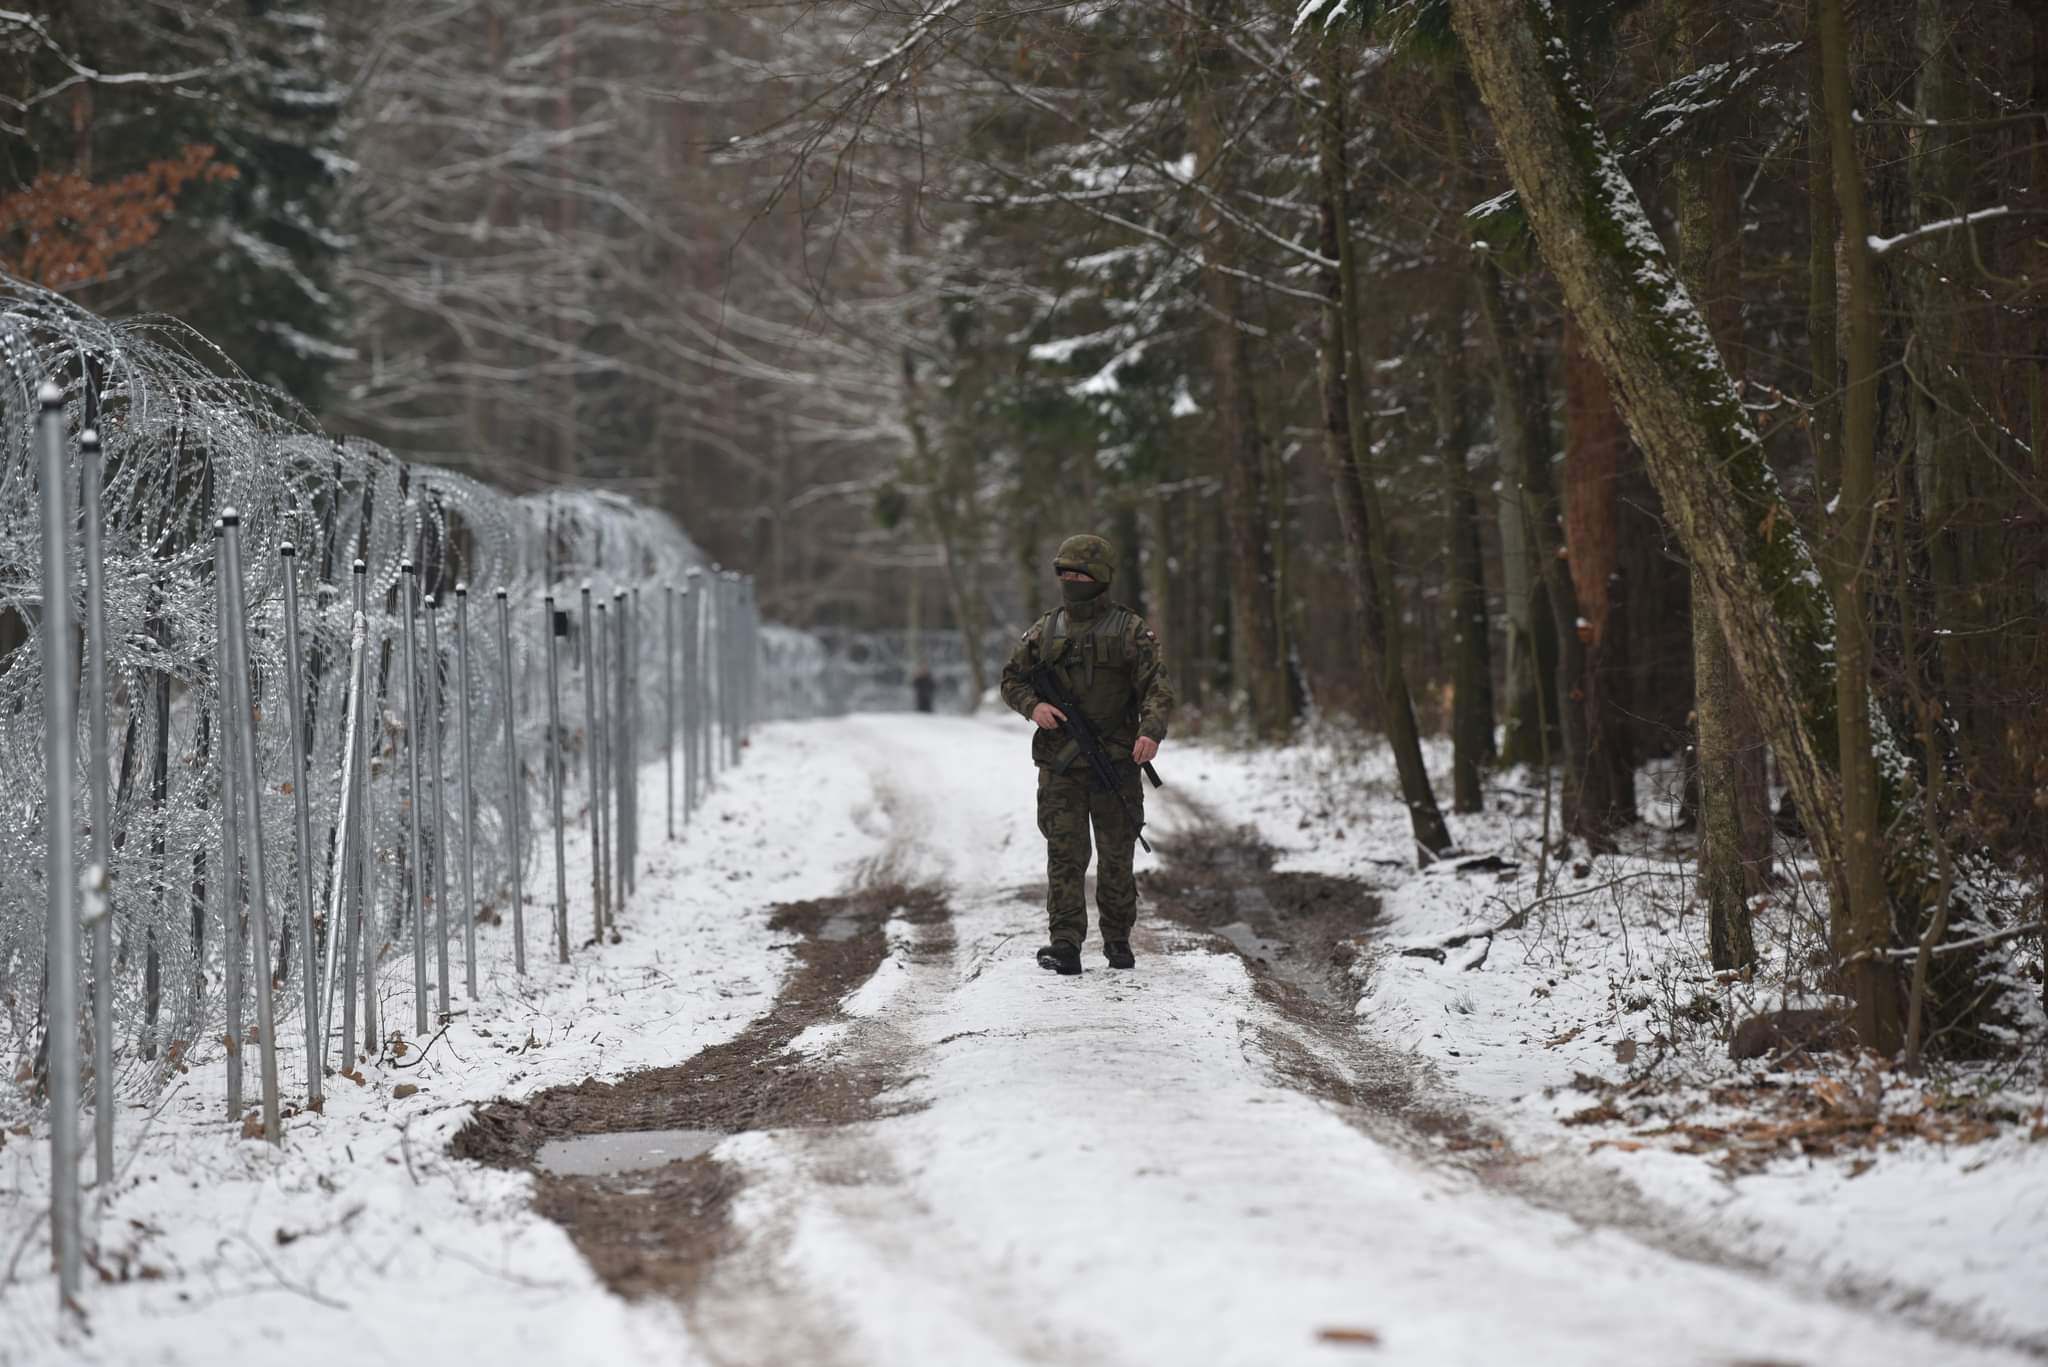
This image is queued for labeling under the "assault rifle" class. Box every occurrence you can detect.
[1027,660,1164,853]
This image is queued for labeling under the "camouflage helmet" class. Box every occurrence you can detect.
[1053,533,1115,586]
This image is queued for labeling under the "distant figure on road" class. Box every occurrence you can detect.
[912,663,936,713]
[999,533,1173,975]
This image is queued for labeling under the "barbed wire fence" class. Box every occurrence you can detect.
[0,279,811,1313]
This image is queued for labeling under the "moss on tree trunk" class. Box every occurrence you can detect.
[1449,0,1924,1043]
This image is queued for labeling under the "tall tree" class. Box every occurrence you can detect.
[1190,0,1294,740]
[1436,295,1495,813]
[1671,0,1765,972]
[1445,0,1921,1042]
[1561,311,1637,843]
[1813,0,1899,1048]
[1312,34,1455,860]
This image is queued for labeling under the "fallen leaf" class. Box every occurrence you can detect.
[1316,1327,1381,1347]
[1563,1103,1621,1127]
[393,1083,418,1099]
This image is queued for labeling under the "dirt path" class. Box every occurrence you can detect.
[447,715,2040,1367]
[453,881,950,1301]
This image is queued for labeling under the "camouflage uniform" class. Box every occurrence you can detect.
[999,535,1174,950]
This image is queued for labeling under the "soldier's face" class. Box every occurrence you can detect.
[1057,570,1093,582]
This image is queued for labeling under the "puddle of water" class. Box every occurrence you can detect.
[1214,920,1287,963]
[535,1128,726,1178]
[819,911,864,942]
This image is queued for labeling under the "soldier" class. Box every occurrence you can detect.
[1000,534,1173,974]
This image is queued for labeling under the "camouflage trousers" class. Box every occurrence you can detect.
[1036,763,1144,948]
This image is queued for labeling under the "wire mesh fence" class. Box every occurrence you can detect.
[0,279,798,1311]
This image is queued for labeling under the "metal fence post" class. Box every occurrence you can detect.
[595,597,614,926]
[279,544,320,1109]
[356,565,378,1056]
[339,564,369,1068]
[683,570,701,819]
[593,594,606,930]
[729,573,745,770]
[544,595,570,963]
[424,594,451,1015]
[400,562,428,1036]
[664,584,676,841]
[580,585,600,937]
[215,523,243,1120]
[455,585,478,998]
[496,588,525,975]
[37,380,82,1308]
[219,511,281,1145]
[80,428,115,1187]
[614,587,631,900]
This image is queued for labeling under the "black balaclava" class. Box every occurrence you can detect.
[1061,576,1108,606]
[1053,533,1116,618]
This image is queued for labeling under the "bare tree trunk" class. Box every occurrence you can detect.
[1446,0,1923,1045]
[1494,464,1547,768]
[1437,306,1495,812]
[900,348,987,707]
[1816,0,1900,1051]
[1314,38,1454,860]
[1907,0,1988,758]
[1673,0,1765,969]
[1191,7,1291,740]
[1562,312,1636,844]
[1446,80,1580,805]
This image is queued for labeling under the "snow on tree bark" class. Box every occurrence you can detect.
[1446,0,1925,1039]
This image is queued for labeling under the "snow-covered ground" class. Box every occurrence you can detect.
[4,712,2044,1364]
[0,725,885,1364]
[1166,728,2048,1348]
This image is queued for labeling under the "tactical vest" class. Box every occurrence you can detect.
[1037,604,1141,768]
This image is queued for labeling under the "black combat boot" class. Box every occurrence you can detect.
[1103,939,1136,970]
[1036,941,1082,975]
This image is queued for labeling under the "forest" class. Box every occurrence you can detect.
[5,2,2048,1357]
[6,0,2045,1070]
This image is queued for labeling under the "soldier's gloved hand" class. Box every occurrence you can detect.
[1031,702,1067,730]
[1132,736,1159,766]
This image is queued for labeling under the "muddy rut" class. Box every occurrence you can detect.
[452,883,951,1302]
[1138,831,1492,1147]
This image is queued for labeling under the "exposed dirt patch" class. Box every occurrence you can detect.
[451,881,951,1302]
[1144,827,2048,1359]
[1143,829,1498,1149]
[1142,833,1380,1007]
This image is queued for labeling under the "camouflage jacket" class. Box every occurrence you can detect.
[999,600,1173,770]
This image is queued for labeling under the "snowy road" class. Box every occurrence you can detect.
[10,714,2038,1366]
[574,715,2035,1367]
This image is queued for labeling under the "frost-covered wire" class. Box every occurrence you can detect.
[0,277,792,1113]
